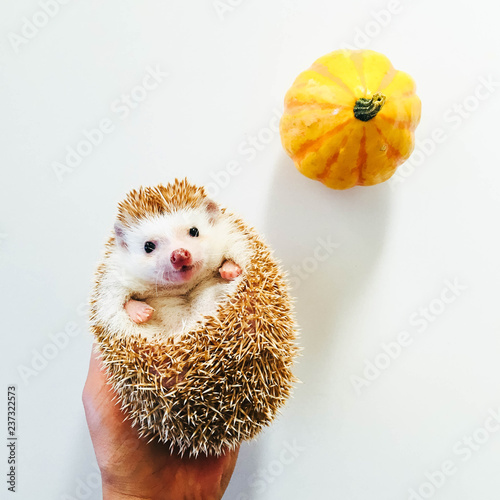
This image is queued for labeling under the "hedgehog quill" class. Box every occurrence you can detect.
[89,179,299,456]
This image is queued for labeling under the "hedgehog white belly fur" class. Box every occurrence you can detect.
[93,217,249,342]
[90,179,298,456]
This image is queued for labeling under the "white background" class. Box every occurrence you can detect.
[1,1,500,499]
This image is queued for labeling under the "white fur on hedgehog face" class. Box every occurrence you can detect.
[113,206,226,289]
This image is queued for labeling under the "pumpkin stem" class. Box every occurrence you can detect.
[353,93,386,122]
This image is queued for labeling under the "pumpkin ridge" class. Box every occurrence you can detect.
[378,115,415,129]
[387,89,418,99]
[349,50,367,95]
[355,127,368,185]
[374,124,405,162]
[309,63,356,98]
[376,65,398,93]
[316,131,352,181]
[292,117,351,163]
[401,89,418,98]
[284,99,347,112]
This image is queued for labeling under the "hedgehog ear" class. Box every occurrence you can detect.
[114,222,128,249]
[205,200,220,225]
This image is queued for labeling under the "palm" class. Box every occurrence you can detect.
[82,347,239,500]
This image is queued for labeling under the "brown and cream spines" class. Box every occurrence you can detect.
[89,179,299,457]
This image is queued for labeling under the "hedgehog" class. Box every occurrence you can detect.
[89,179,299,457]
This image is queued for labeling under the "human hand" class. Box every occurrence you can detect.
[82,346,239,500]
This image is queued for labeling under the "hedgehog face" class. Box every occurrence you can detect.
[114,201,226,289]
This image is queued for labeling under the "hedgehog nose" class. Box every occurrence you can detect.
[170,248,192,269]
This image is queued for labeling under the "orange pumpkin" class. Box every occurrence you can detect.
[279,49,421,189]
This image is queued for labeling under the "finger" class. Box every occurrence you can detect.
[219,446,240,495]
[82,345,128,435]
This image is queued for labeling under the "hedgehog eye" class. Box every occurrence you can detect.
[189,227,199,237]
[144,241,156,253]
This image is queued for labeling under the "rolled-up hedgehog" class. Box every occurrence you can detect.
[89,179,299,456]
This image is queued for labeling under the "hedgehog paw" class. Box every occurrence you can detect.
[219,260,242,280]
[124,299,154,324]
